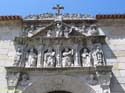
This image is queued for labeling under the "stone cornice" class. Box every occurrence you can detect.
[0,14,125,21]
[5,66,113,74]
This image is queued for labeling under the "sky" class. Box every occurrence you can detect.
[0,0,125,17]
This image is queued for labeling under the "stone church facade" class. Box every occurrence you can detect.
[0,5,125,93]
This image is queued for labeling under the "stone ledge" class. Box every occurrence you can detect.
[96,65,113,72]
[5,67,95,74]
[5,66,113,74]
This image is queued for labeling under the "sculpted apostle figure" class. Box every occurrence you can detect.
[44,48,56,67]
[62,48,74,67]
[81,48,91,67]
[28,48,37,67]
[13,48,23,66]
[92,45,106,66]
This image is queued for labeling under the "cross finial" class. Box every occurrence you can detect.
[52,4,64,15]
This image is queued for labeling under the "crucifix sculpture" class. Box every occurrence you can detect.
[52,4,64,15]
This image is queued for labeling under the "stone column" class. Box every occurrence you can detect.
[37,45,44,67]
[21,44,28,67]
[74,44,80,67]
[56,45,61,67]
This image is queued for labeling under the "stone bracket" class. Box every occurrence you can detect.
[6,71,21,93]
[96,66,113,93]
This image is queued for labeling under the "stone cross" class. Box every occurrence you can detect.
[52,4,64,15]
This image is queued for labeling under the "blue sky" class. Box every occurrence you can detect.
[0,0,125,17]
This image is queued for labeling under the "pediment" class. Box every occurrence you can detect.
[27,22,81,38]
[26,22,100,38]
[27,22,54,38]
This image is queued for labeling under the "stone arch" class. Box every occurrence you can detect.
[22,75,96,93]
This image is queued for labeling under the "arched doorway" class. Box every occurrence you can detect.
[22,75,96,93]
[48,91,71,93]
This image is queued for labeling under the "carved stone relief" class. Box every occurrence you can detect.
[6,71,31,93]
[7,5,112,93]
[13,45,28,67]
[13,42,106,68]
[43,48,56,67]
[15,6,106,68]
[62,47,74,67]
[27,48,38,67]
[55,22,63,37]
[80,48,91,67]
[87,74,98,86]
[87,25,99,36]
[24,13,94,20]
[91,44,106,66]
[6,72,20,87]
[13,48,23,66]
[19,73,31,86]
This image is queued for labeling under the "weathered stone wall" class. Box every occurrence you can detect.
[98,19,125,93]
[0,20,22,93]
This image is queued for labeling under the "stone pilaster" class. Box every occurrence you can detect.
[74,44,80,67]
[6,72,21,93]
[37,45,44,67]
[56,45,62,67]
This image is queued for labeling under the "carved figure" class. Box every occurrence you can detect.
[88,25,99,36]
[28,48,37,67]
[28,25,35,37]
[63,27,69,38]
[87,74,98,85]
[56,23,63,37]
[13,48,23,66]
[19,73,30,86]
[81,25,86,33]
[62,48,74,67]
[81,48,90,67]
[64,27,72,38]
[47,30,53,37]
[44,48,56,67]
[92,45,105,65]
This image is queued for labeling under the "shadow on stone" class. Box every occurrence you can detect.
[48,91,71,93]
[110,73,125,93]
